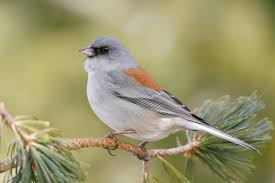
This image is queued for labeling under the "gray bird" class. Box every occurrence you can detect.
[79,36,259,153]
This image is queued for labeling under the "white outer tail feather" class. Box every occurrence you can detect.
[190,123,260,154]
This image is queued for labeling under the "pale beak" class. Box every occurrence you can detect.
[79,47,95,57]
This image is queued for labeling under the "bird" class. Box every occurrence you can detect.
[79,36,259,153]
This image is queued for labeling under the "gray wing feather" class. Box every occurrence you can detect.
[108,71,209,125]
[112,90,209,125]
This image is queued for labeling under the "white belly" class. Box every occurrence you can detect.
[87,73,180,141]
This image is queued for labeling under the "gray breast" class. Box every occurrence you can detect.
[86,70,179,141]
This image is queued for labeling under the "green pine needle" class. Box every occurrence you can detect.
[0,92,272,183]
[186,92,273,183]
[158,156,191,183]
[5,120,86,183]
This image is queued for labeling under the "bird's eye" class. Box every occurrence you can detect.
[100,46,110,54]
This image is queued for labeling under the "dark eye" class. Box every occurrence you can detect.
[100,46,110,54]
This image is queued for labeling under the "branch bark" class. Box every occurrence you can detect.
[66,137,199,158]
[0,102,199,182]
[0,156,18,173]
[0,103,30,144]
[141,160,149,183]
[0,138,198,173]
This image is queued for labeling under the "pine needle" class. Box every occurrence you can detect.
[186,92,273,183]
[4,119,86,183]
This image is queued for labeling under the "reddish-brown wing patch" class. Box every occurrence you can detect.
[125,68,162,91]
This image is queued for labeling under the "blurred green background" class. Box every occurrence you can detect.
[0,0,274,182]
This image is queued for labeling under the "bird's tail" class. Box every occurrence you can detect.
[188,122,260,153]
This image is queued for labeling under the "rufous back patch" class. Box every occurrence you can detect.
[125,68,162,91]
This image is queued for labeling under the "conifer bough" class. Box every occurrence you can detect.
[0,92,272,183]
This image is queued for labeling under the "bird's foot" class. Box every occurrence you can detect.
[135,141,150,161]
[138,141,149,149]
[104,129,136,156]
[104,132,120,156]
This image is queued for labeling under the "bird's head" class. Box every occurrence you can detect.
[80,36,138,72]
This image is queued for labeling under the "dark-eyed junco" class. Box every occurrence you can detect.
[79,36,259,153]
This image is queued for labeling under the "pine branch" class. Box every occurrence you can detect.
[0,156,18,174]
[0,103,30,145]
[0,92,273,183]
[0,102,199,183]
[0,103,85,183]
[66,137,199,158]
[141,160,149,183]
[0,136,199,173]
[185,92,273,183]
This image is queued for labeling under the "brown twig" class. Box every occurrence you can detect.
[141,160,149,183]
[66,137,199,158]
[0,156,18,173]
[0,139,198,173]
[0,102,199,182]
[0,103,30,145]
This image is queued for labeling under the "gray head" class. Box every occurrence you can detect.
[80,36,138,72]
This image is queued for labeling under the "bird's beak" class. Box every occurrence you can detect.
[79,47,95,57]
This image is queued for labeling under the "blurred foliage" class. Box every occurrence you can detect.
[0,0,274,182]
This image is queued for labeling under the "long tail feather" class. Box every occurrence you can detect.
[190,122,260,153]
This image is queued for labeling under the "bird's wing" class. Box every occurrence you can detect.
[109,67,209,125]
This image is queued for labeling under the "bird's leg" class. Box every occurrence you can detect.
[135,141,149,161]
[104,129,136,156]
[138,141,149,149]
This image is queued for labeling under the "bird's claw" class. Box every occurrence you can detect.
[104,132,120,156]
[138,141,148,149]
[135,141,150,161]
[103,129,136,156]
